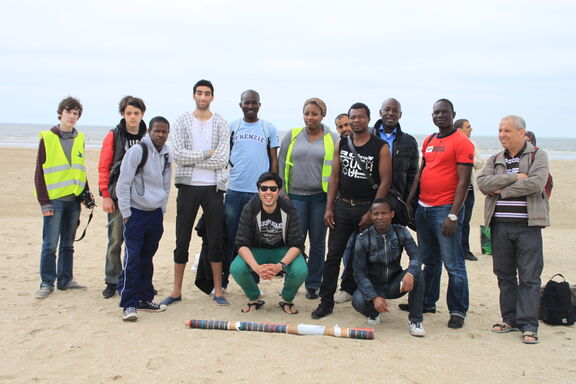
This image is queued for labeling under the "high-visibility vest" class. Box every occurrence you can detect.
[284,127,334,193]
[39,130,87,199]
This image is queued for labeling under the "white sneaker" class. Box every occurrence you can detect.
[367,314,381,325]
[409,321,426,337]
[334,290,352,304]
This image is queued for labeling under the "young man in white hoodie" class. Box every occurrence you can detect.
[115,117,172,321]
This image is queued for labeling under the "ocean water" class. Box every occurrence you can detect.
[2,123,576,160]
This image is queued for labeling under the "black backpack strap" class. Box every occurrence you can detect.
[136,141,148,174]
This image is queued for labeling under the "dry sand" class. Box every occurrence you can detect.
[1,148,575,383]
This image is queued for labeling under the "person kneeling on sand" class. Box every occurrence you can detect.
[115,117,172,321]
[230,172,308,314]
[352,197,426,337]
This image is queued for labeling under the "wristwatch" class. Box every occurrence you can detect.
[447,214,458,222]
[279,261,287,272]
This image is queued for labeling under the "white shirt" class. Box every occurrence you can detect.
[188,116,216,185]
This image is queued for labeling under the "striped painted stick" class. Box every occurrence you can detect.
[186,320,374,340]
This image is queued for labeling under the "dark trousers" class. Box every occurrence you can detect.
[491,221,543,333]
[118,208,163,308]
[319,200,370,308]
[173,185,224,264]
[461,188,475,255]
[352,269,425,323]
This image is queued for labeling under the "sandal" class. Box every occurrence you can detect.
[491,322,519,333]
[279,301,299,314]
[241,300,265,313]
[522,331,540,344]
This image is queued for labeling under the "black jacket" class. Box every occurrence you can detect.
[372,121,419,201]
[235,195,305,253]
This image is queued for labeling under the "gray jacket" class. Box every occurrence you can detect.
[116,135,172,219]
[477,142,550,227]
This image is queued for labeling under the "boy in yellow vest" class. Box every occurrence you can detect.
[34,97,90,299]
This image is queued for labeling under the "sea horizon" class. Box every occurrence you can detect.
[2,122,576,160]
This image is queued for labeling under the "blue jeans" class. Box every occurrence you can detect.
[224,190,257,284]
[289,193,327,291]
[39,199,80,289]
[416,204,469,317]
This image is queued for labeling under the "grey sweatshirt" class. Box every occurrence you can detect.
[116,135,172,219]
[278,124,339,195]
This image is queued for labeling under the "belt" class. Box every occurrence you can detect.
[340,198,372,206]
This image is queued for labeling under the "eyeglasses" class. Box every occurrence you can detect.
[259,186,279,192]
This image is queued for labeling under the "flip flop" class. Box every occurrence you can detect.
[522,331,540,344]
[279,301,299,314]
[159,296,182,306]
[241,300,265,313]
[491,322,519,333]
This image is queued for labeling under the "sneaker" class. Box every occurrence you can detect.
[399,303,436,314]
[334,290,352,304]
[305,289,319,300]
[213,295,230,305]
[101,283,116,299]
[464,252,478,261]
[138,301,167,312]
[409,321,426,337]
[61,280,87,290]
[448,315,465,329]
[122,307,138,321]
[35,286,54,299]
[311,303,333,319]
[367,314,381,325]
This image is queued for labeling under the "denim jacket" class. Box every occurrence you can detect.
[353,224,422,300]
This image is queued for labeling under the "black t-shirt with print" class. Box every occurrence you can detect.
[260,206,284,248]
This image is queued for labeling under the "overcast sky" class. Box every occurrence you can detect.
[1,0,575,137]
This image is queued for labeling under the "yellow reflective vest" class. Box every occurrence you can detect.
[284,127,334,193]
[39,130,87,199]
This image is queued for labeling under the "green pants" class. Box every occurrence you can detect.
[230,247,308,302]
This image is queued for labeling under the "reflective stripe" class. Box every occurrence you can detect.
[324,160,333,166]
[46,179,86,190]
[43,163,86,174]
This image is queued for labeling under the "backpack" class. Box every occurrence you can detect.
[531,147,553,199]
[229,120,271,168]
[539,274,576,326]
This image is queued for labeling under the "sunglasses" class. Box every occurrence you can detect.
[259,186,279,192]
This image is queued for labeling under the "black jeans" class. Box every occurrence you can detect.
[319,200,370,308]
[173,185,224,264]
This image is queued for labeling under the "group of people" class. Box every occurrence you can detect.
[34,80,550,344]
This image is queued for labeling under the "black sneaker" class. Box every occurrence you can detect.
[448,315,465,329]
[311,303,333,319]
[464,252,478,261]
[305,289,319,300]
[101,283,116,299]
[138,301,167,312]
[399,303,436,313]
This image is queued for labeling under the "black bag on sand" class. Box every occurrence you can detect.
[539,274,576,326]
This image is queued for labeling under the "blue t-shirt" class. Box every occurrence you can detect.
[228,119,280,193]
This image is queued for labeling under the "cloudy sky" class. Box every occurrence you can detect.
[1,0,575,137]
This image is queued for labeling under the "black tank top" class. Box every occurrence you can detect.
[339,135,385,201]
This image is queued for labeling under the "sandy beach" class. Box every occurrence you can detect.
[1,147,575,384]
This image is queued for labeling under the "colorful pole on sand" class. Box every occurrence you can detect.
[186,320,375,340]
